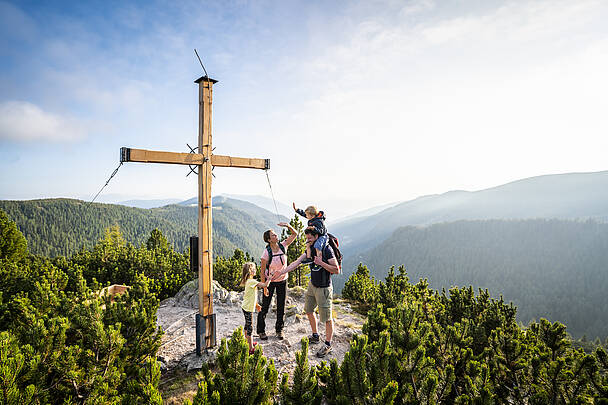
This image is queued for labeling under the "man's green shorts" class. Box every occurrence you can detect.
[304,283,333,323]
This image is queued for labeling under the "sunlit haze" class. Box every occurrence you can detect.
[1,0,607,219]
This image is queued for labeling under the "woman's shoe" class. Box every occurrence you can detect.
[249,342,258,355]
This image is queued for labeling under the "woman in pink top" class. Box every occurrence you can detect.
[256,222,298,340]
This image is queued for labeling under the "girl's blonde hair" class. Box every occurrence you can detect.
[305,205,318,216]
[239,262,257,286]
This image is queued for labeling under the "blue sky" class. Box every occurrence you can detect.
[1,0,607,219]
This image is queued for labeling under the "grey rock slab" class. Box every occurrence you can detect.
[157,283,364,378]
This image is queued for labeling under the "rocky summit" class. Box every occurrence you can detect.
[156,279,365,376]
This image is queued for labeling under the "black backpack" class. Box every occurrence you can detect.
[327,233,342,272]
[265,243,286,274]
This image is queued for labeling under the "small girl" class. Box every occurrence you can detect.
[240,262,273,354]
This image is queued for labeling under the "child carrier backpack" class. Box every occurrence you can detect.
[265,243,286,274]
[327,233,342,273]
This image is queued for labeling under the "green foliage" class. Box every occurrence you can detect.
[592,347,608,401]
[4,203,608,403]
[318,334,398,405]
[0,251,163,403]
[280,338,322,405]
[0,209,27,262]
[190,328,278,404]
[281,214,309,288]
[213,249,255,291]
[378,265,412,309]
[65,227,194,300]
[342,263,379,306]
[147,228,170,251]
[186,378,220,405]
[123,357,164,405]
[0,331,36,404]
[337,267,608,403]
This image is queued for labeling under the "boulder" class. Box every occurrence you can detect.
[173,280,198,308]
[289,285,307,299]
[228,290,241,304]
[213,280,229,302]
[173,279,233,309]
[159,297,176,307]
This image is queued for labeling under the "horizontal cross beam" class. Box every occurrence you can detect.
[211,154,268,169]
[121,147,203,165]
[120,147,269,170]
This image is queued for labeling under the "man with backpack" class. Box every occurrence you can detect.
[277,226,341,357]
[257,222,298,340]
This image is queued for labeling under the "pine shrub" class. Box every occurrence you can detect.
[280,338,322,405]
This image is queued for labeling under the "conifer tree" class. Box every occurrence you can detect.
[186,376,220,405]
[123,357,163,405]
[377,265,411,308]
[342,263,379,306]
[213,249,255,291]
[191,328,278,404]
[0,331,36,404]
[590,347,608,401]
[280,338,322,405]
[0,248,165,403]
[146,228,170,251]
[0,209,27,262]
[318,334,398,405]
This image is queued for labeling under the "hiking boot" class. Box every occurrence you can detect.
[276,330,284,340]
[259,332,268,340]
[316,343,332,358]
[308,334,320,344]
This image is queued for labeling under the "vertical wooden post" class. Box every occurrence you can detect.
[196,75,217,350]
[119,75,268,354]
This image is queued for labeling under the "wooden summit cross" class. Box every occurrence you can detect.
[119,76,269,354]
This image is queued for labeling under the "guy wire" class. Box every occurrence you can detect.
[89,162,123,205]
[265,169,282,224]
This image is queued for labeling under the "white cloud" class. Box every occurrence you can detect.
[420,0,601,45]
[257,0,608,216]
[399,0,434,17]
[0,101,85,142]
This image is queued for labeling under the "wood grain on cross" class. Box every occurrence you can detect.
[119,76,269,352]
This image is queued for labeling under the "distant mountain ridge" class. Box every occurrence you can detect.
[333,170,608,256]
[179,194,293,219]
[329,201,400,224]
[340,218,608,340]
[117,198,181,209]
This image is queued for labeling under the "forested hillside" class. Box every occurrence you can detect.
[341,218,608,340]
[0,197,286,258]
